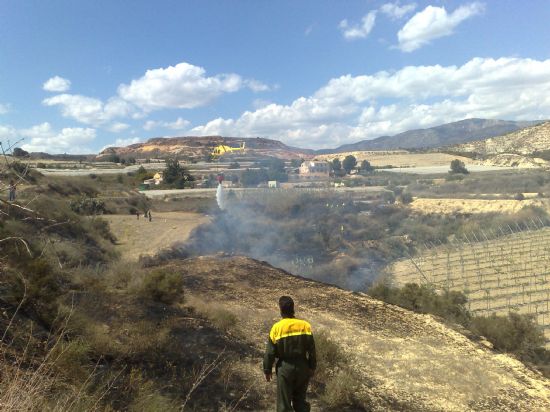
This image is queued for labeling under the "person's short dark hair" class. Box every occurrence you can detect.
[279,296,294,317]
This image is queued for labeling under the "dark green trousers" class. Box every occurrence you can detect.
[276,359,311,412]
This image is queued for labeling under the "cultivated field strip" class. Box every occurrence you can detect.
[389,226,550,341]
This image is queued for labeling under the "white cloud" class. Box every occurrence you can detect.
[101,137,143,151]
[380,2,417,20]
[398,3,485,52]
[43,94,134,125]
[43,61,270,128]
[20,122,96,153]
[0,125,18,140]
[164,117,191,130]
[339,11,377,40]
[143,120,157,131]
[142,117,191,131]
[188,57,550,148]
[0,103,10,115]
[118,62,242,111]
[107,122,131,133]
[244,79,272,92]
[43,76,71,92]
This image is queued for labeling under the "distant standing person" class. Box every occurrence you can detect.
[148,210,152,222]
[8,180,16,202]
[136,210,140,220]
[264,296,316,412]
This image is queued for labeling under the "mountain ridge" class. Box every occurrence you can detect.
[317,118,543,153]
[96,118,544,159]
[448,121,550,156]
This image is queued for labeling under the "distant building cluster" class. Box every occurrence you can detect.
[299,161,330,178]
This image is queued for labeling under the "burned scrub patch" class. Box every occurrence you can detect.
[173,191,538,291]
[179,192,410,290]
[65,288,262,411]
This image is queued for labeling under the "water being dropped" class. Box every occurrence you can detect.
[216,184,226,210]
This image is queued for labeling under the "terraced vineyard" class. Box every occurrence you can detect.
[388,223,550,341]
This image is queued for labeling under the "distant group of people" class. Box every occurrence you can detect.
[136,209,152,222]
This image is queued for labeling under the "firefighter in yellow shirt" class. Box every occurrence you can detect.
[263,296,316,412]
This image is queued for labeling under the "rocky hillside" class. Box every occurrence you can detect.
[449,121,550,156]
[171,256,550,412]
[318,118,541,153]
[99,136,313,160]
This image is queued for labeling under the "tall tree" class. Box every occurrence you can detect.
[449,159,469,174]
[342,155,357,174]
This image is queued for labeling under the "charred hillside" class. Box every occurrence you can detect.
[167,255,550,411]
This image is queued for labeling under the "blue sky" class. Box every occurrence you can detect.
[1,0,550,153]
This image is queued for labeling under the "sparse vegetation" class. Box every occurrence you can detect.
[138,268,184,304]
[450,158,469,174]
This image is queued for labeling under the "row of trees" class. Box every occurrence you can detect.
[331,155,374,176]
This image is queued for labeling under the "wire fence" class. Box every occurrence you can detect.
[389,218,550,338]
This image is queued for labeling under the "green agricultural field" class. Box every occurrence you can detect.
[388,224,550,342]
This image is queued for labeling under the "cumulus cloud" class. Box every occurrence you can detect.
[43,76,71,92]
[188,57,550,148]
[398,3,484,52]
[118,62,242,111]
[143,120,157,131]
[380,2,417,20]
[42,94,134,125]
[20,122,96,153]
[245,79,272,92]
[107,122,130,133]
[43,61,270,128]
[101,137,143,151]
[0,125,18,140]
[142,117,191,131]
[339,11,377,40]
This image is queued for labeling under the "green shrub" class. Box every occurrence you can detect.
[312,331,365,410]
[69,197,106,215]
[470,312,545,356]
[368,282,470,326]
[399,192,414,204]
[5,258,62,325]
[139,269,184,304]
[208,307,238,331]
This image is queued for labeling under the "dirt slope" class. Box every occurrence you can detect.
[166,256,550,411]
[103,212,209,260]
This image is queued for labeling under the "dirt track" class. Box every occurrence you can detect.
[103,212,210,260]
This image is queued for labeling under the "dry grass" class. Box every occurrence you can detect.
[103,212,210,261]
[315,151,474,167]
[186,296,238,332]
[410,197,548,215]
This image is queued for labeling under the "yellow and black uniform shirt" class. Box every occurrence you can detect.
[263,317,316,373]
